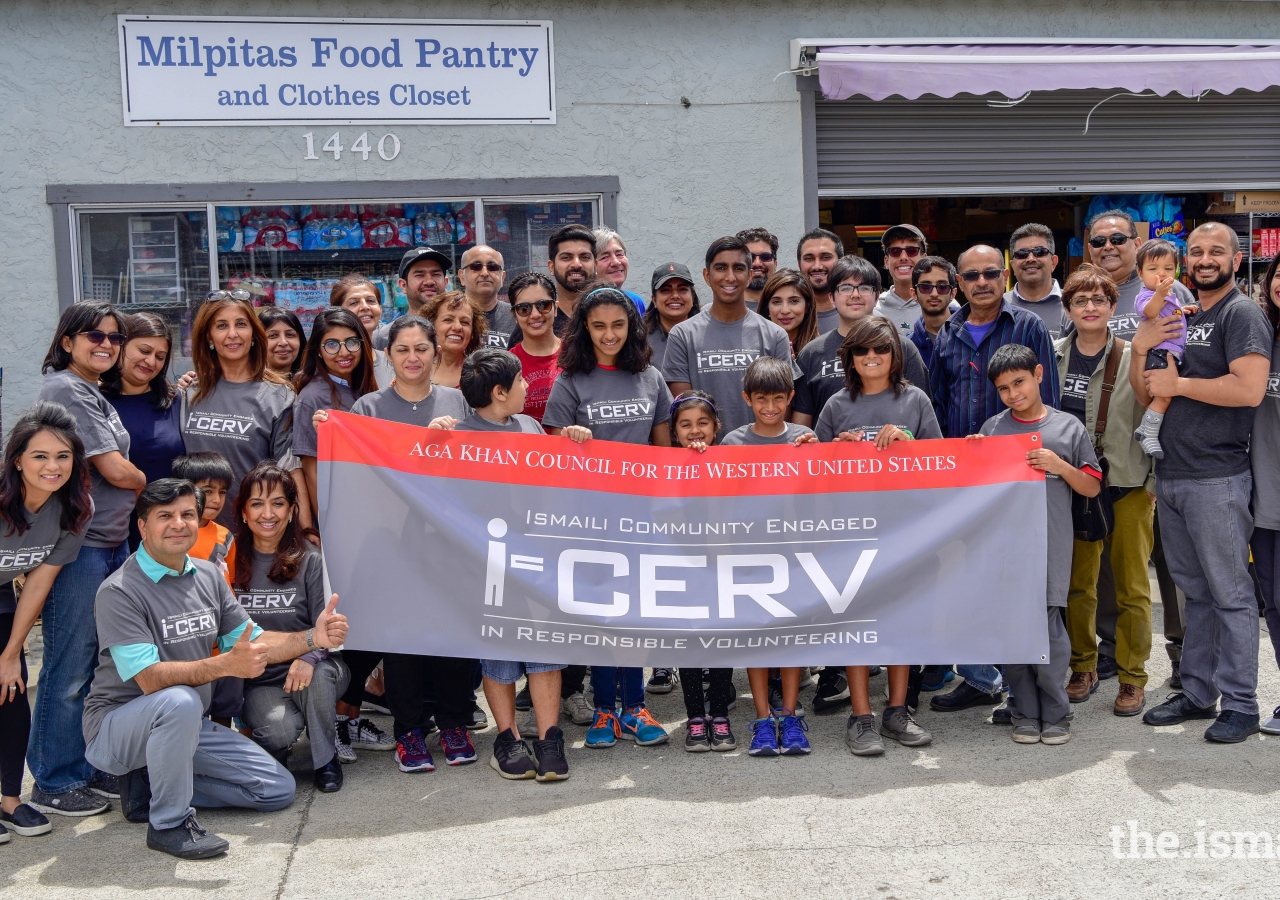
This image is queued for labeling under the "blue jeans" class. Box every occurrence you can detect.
[590,667,645,711]
[28,541,128,793]
[957,664,1002,694]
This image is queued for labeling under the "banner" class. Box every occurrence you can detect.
[318,412,1050,668]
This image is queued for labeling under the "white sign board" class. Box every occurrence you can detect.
[117,15,555,126]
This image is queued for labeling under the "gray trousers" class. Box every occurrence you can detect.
[1157,473,1260,715]
[1006,606,1071,727]
[241,656,349,770]
[85,685,295,830]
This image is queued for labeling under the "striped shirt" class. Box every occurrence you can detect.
[928,302,1060,438]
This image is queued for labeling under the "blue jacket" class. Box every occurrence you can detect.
[909,317,937,371]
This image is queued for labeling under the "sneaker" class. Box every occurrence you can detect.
[0,804,51,837]
[710,717,737,751]
[562,692,594,726]
[1067,670,1100,703]
[532,726,570,781]
[468,706,488,731]
[768,685,804,717]
[347,716,396,750]
[748,717,779,756]
[490,728,537,779]
[777,713,811,755]
[1169,658,1182,690]
[1040,721,1071,745]
[361,694,391,716]
[620,706,669,746]
[1261,705,1280,735]
[395,729,435,772]
[29,786,109,818]
[515,686,532,711]
[440,726,478,764]
[1012,720,1042,744]
[812,670,850,713]
[882,705,932,747]
[119,767,152,823]
[87,773,120,799]
[919,666,954,692]
[991,701,1014,726]
[1142,692,1217,727]
[845,713,884,756]
[1204,710,1261,743]
[586,708,621,748]
[1096,654,1119,680]
[334,718,357,764]
[684,717,711,752]
[147,813,228,860]
[930,681,1003,712]
[1114,684,1146,717]
[798,667,815,688]
[646,668,676,694]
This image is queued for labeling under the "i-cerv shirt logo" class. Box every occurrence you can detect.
[695,350,761,373]
[159,605,219,645]
[486,331,511,349]
[237,589,298,612]
[0,544,54,573]
[1062,374,1091,401]
[585,399,653,424]
[1267,372,1280,400]
[186,411,257,441]
[816,358,845,381]
[1108,313,1143,335]
[1185,323,1215,348]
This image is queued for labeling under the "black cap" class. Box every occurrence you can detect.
[399,246,452,280]
[651,262,694,293]
[881,224,928,252]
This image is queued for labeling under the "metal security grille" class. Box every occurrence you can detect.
[815,88,1280,196]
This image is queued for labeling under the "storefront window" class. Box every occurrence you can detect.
[76,209,209,356]
[483,200,596,298]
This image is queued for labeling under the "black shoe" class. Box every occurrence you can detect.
[868,665,883,677]
[28,786,109,817]
[646,668,676,694]
[147,814,229,860]
[313,759,344,792]
[812,670,850,713]
[1169,659,1182,690]
[905,667,923,714]
[532,726,570,781]
[991,701,1013,726]
[0,803,51,837]
[1142,692,1217,726]
[930,681,1003,712]
[1204,710,1261,743]
[919,665,954,692]
[515,686,532,711]
[120,768,152,824]
[1096,654,1119,680]
[87,772,120,799]
[490,728,537,779]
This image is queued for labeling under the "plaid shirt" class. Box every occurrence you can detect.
[928,301,1060,438]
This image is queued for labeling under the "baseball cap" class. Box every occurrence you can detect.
[651,262,694,293]
[881,224,928,252]
[398,246,452,280]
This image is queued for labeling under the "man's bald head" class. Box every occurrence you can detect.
[957,244,1004,271]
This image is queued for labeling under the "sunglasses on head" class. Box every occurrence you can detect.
[513,298,555,317]
[914,282,954,296]
[851,344,894,357]
[321,336,363,355]
[465,261,503,273]
[207,289,252,303]
[751,252,776,264]
[79,330,125,346]
[959,268,1005,283]
[1011,246,1053,260]
[887,245,923,259]
[1088,233,1133,249]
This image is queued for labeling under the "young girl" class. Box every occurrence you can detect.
[815,316,939,758]
[667,391,737,751]
[1131,239,1186,459]
[543,284,674,749]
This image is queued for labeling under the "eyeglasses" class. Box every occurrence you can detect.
[1088,233,1133,249]
[1068,295,1111,309]
[79,330,126,346]
[751,252,776,264]
[959,268,1005,283]
[851,344,894,357]
[834,283,878,298]
[1011,246,1053,260]
[914,282,954,296]
[887,246,923,259]
[512,299,555,317]
[206,289,252,303]
[465,261,503,273]
[321,337,364,355]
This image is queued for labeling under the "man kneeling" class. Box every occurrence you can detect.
[82,479,348,859]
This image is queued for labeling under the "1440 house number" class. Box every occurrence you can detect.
[303,131,401,161]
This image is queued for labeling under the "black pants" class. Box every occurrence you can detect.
[339,649,383,708]
[0,612,31,797]
[383,653,473,737]
[678,668,734,719]
[561,664,587,698]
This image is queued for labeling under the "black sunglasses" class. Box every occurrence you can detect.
[1088,233,1133,249]
[751,252,776,264]
[512,298,555,317]
[1011,246,1053,260]
[79,330,126,346]
[207,289,252,303]
[914,282,954,296]
[851,344,894,357]
[465,261,503,273]
[959,268,1005,283]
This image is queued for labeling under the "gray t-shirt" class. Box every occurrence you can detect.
[292,377,356,458]
[372,320,392,352]
[816,385,943,443]
[373,350,394,389]
[720,422,815,446]
[662,310,801,434]
[237,546,325,687]
[816,307,840,335]
[1005,283,1067,341]
[0,498,89,614]
[981,407,1100,607]
[544,366,673,446]
[38,369,134,548]
[457,412,545,433]
[349,384,471,428]
[647,327,671,372]
[83,556,249,743]
[1158,289,1273,480]
[1251,337,1280,530]
[182,379,295,528]
[482,301,518,350]
[793,326,931,418]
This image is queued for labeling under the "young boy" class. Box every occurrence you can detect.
[1131,239,1186,459]
[456,348,569,781]
[171,451,236,585]
[975,344,1103,745]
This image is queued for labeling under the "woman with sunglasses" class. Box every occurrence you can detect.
[31,302,146,816]
[507,272,562,423]
[100,313,185,550]
[329,273,394,388]
[759,269,819,357]
[259,307,306,379]
[292,307,378,522]
[422,290,488,389]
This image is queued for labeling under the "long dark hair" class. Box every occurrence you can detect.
[557,283,652,375]
[295,307,377,409]
[100,313,177,411]
[643,282,701,336]
[759,268,818,356]
[839,316,906,400]
[1263,254,1280,337]
[233,462,313,587]
[191,296,283,403]
[0,401,93,537]
[258,307,306,376]
[42,301,121,375]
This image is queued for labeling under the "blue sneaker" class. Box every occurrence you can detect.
[748,717,779,756]
[396,729,435,773]
[920,666,955,692]
[586,707,621,748]
[620,705,669,746]
[439,726,477,765]
[777,712,811,755]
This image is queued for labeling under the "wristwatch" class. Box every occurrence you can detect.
[305,627,316,651]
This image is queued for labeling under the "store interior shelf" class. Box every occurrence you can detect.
[220,248,435,264]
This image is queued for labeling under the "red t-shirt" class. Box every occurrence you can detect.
[512,342,562,422]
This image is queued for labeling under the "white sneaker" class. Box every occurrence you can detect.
[347,716,396,750]
[335,717,358,763]
[561,692,593,726]
[799,667,815,688]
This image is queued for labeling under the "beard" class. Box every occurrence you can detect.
[748,275,766,291]
[554,268,589,293]
[1191,266,1234,292]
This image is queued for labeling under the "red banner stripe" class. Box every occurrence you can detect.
[319,410,1044,498]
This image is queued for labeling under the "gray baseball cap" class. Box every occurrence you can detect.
[881,224,928,252]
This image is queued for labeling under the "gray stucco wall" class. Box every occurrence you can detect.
[3,0,1279,422]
